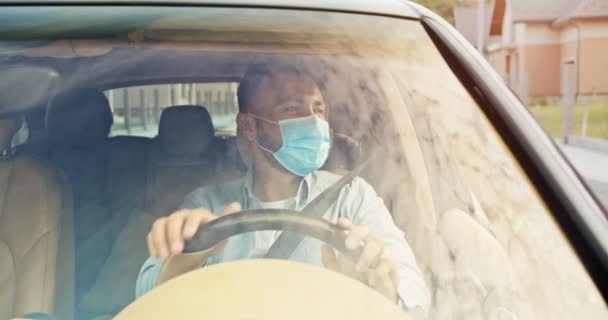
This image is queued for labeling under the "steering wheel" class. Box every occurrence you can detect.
[115,209,410,320]
[183,208,363,261]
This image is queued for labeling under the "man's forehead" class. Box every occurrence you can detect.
[264,71,318,91]
[249,71,322,111]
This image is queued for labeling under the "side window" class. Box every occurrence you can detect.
[104,82,239,137]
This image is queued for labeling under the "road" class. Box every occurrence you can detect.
[559,143,608,208]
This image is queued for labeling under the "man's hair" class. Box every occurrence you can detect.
[237,63,310,113]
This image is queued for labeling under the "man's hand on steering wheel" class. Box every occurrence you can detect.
[320,218,399,303]
[146,202,241,260]
[146,206,399,303]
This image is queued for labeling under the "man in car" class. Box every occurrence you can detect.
[136,63,430,312]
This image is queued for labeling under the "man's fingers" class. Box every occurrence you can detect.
[345,224,369,250]
[150,217,169,260]
[336,217,353,230]
[327,219,400,302]
[182,209,213,240]
[182,204,239,254]
[146,232,157,258]
[367,258,398,302]
[384,256,399,286]
[168,211,193,255]
[147,205,237,261]
[367,258,390,286]
[356,236,384,273]
[321,244,340,271]
[221,202,241,216]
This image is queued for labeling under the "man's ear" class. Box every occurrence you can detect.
[236,112,256,142]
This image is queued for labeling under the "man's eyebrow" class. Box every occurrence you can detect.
[274,98,304,108]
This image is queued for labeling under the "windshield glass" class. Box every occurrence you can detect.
[0,6,606,320]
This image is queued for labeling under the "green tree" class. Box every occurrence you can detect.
[411,0,488,24]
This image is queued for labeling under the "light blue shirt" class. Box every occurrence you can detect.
[136,170,430,311]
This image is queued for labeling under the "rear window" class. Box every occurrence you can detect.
[105,82,238,137]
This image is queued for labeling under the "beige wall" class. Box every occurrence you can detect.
[525,22,561,45]
[559,20,608,96]
[519,19,608,97]
[579,37,608,94]
[487,18,608,98]
[560,41,577,60]
[524,43,562,96]
[522,23,564,97]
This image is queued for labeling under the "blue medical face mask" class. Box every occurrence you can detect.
[248,113,331,176]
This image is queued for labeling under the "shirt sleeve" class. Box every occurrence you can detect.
[133,191,201,299]
[134,192,201,299]
[180,189,206,209]
[341,177,431,313]
[135,187,220,299]
[135,257,164,298]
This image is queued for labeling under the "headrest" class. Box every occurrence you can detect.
[46,88,113,146]
[157,105,215,156]
[0,116,22,150]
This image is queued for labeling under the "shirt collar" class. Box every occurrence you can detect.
[243,169,313,209]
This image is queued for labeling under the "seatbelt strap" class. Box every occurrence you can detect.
[264,158,370,259]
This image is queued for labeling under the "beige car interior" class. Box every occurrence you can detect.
[116,259,409,320]
[0,116,74,320]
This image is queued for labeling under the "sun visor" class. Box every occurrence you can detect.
[0,65,58,114]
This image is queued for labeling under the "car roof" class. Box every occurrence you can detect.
[0,0,421,18]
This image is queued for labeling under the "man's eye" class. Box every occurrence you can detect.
[283,106,298,113]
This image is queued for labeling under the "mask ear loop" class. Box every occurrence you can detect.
[247,113,279,154]
[255,141,275,154]
[247,113,279,125]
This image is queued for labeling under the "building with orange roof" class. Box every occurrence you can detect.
[455,0,608,103]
